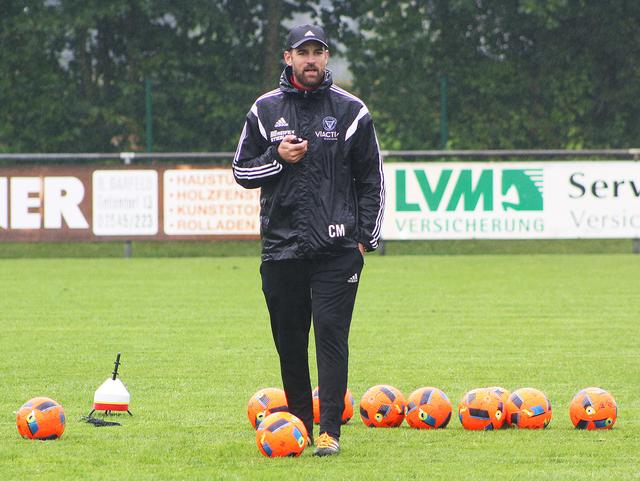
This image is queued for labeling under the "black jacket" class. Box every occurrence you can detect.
[233,67,384,261]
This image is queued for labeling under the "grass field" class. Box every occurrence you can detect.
[1,254,639,480]
[0,238,635,258]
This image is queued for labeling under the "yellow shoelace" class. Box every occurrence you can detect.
[315,433,338,448]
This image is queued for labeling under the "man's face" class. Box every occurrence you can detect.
[284,41,329,89]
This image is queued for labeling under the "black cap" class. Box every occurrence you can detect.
[286,24,329,50]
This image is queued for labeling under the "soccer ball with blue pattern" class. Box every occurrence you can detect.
[405,387,452,429]
[359,384,406,427]
[505,387,552,429]
[569,387,616,430]
[247,387,288,429]
[458,387,505,430]
[16,397,65,440]
[255,412,308,457]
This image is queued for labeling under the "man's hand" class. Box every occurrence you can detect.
[278,135,308,163]
[358,243,365,256]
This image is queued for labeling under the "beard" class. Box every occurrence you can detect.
[293,65,325,89]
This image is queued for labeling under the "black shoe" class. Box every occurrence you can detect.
[313,432,340,456]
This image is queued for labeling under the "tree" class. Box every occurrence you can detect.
[322,0,640,149]
[2,1,639,152]
[0,0,314,153]
[0,2,74,151]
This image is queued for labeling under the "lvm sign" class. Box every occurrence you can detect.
[382,162,640,240]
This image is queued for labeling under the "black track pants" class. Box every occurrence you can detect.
[260,249,364,440]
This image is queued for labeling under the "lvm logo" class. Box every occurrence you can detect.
[395,168,543,212]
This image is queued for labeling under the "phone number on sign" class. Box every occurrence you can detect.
[94,213,155,230]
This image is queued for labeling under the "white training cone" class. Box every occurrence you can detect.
[93,377,131,412]
[89,352,132,416]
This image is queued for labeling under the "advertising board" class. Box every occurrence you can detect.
[382,162,640,239]
[1,162,637,241]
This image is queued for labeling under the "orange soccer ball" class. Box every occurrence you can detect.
[359,384,405,427]
[569,387,617,430]
[506,387,552,429]
[458,388,505,430]
[255,412,308,457]
[405,387,452,429]
[247,388,288,429]
[16,397,65,440]
[312,386,355,425]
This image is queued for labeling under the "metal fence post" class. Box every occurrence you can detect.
[439,74,448,149]
[121,152,135,258]
[145,78,153,154]
[632,149,640,254]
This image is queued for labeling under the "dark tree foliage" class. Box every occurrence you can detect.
[0,1,638,152]
[323,0,640,149]
[0,0,313,152]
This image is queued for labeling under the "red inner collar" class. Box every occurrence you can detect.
[289,74,314,92]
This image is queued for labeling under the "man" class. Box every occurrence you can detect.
[233,24,384,456]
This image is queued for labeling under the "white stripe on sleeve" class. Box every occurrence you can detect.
[250,104,268,141]
[233,121,248,166]
[233,160,283,180]
[345,106,369,141]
